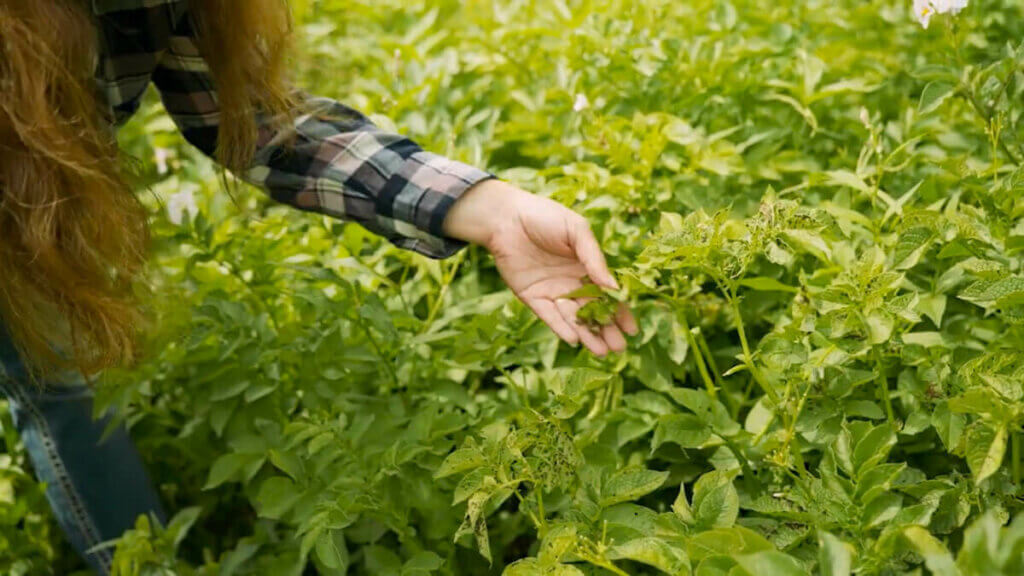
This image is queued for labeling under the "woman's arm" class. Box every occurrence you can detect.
[152,13,489,258]
[152,12,634,354]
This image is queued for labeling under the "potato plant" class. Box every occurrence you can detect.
[4,0,1024,574]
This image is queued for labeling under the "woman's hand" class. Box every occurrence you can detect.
[443,180,638,355]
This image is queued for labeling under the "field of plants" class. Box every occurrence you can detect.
[3,0,1024,574]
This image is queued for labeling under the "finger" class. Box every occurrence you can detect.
[616,303,639,336]
[529,299,579,346]
[601,323,628,353]
[556,299,609,357]
[571,219,618,290]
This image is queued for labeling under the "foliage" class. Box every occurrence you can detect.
[0,402,87,575]
[5,0,1024,574]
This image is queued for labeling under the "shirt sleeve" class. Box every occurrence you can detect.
[150,11,493,259]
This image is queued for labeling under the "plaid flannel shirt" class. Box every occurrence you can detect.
[91,0,492,258]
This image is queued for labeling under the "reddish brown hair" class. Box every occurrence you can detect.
[0,0,294,373]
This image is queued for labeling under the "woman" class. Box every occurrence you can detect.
[0,0,637,572]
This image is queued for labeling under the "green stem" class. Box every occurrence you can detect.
[535,489,547,530]
[497,364,530,408]
[961,84,1023,166]
[696,330,724,391]
[224,262,280,333]
[509,486,542,529]
[678,311,718,399]
[873,350,894,424]
[721,435,756,481]
[357,321,397,391]
[783,382,813,478]
[420,252,465,335]
[728,286,778,404]
[1014,432,1021,486]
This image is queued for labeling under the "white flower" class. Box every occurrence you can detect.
[573,93,590,112]
[931,0,968,14]
[913,0,968,28]
[914,0,935,28]
[167,188,198,225]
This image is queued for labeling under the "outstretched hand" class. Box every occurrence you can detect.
[443,180,638,355]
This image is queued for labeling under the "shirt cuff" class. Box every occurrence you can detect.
[379,152,495,259]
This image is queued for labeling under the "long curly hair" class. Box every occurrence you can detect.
[0,0,294,374]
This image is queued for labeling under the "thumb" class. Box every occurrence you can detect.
[571,217,618,290]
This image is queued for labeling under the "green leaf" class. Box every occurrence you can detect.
[965,422,1007,485]
[932,401,966,451]
[824,170,870,193]
[862,492,902,529]
[864,311,894,345]
[851,424,896,474]
[673,484,694,524]
[919,81,955,115]
[202,453,250,490]
[901,526,957,576]
[402,551,444,575]
[653,414,712,450]
[739,277,798,292]
[687,527,774,563]
[732,550,808,576]
[256,476,301,520]
[600,467,669,507]
[917,293,947,326]
[315,529,349,571]
[435,443,486,479]
[364,545,402,574]
[165,507,201,549]
[210,378,252,401]
[818,532,852,576]
[607,537,689,574]
[691,470,739,529]
[894,227,935,270]
[503,559,584,576]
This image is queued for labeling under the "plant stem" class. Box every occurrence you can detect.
[1014,432,1021,486]
[728,286,778,404]
[420,251,465,335]
[535,489,546,529]
[678,310,718,399]
[962,84,1023,166]
[873,349,895,424]
[696,330,725,392]
[497,364,530,408]
[357,321,397,391]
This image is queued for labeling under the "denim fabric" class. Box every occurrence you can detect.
[0,328,165,575]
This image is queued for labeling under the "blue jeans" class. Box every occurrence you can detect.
[0,328,165,575]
